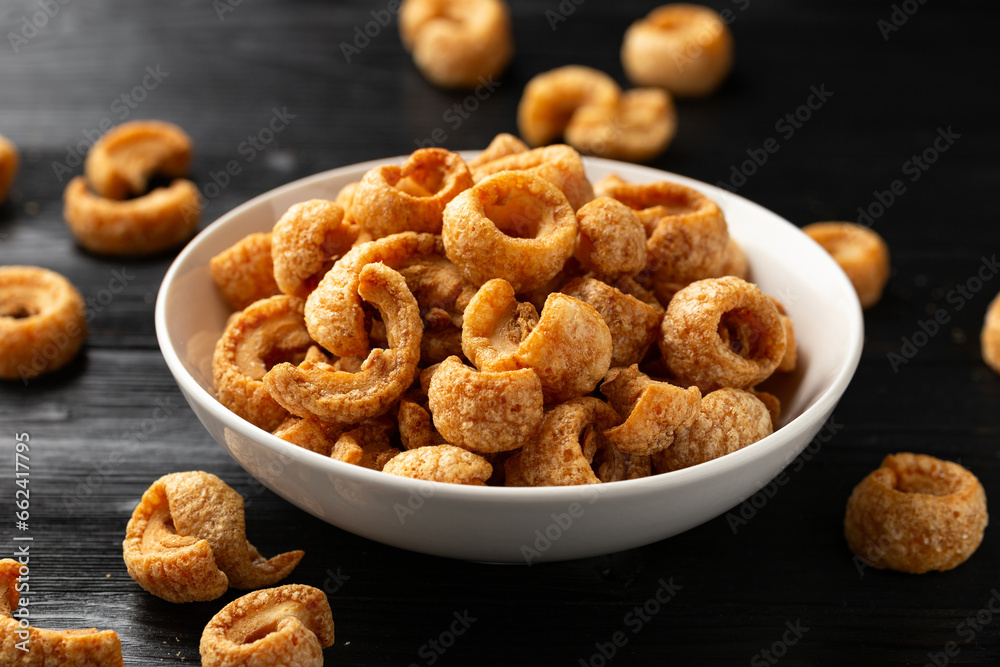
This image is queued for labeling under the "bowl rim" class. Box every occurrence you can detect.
[154,155,864,505]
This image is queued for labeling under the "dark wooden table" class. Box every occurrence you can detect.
[2,1,998,664]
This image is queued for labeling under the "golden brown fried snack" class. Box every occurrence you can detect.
[714,237,749,280]
[427,356,544,453]
[398,390,449,450]
[0,132,19,203]
[200,584,335,667]
[461,278,539,372]
[330,420,401,471]
[803,222,890,309]
[771,297,797,373]
[399,0,513,88]
[561,277,662,367]
[564,88,678,163]
[351,148,473,238]
[0,266,86,381]
[84,120,192,200]
[266,263,422,425]
[600,365,700,456]
[305,231,438,357]
[470,144,594,211]
[466,132,528,169]
[382,444,493,485]
[517,65,621,148]
[660,276,786,392]
[272,199,358,298]
[652,387,772,472]
[272,416,342,456]
[123,471,304,602]
[442,170,578,293]
[1,559,124,666]
[210,232,282,311]
[574,197,647,280]
[983,292,1000,375]
[844,453,988,573]
[63,176,201,255]
[621,4,734,97]
[505,397,624,486]
[212,295,313,432]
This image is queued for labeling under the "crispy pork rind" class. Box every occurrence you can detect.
[351,148,473,238]
[461,278,539,372]
[399,0,514,89]
[442,170,578,293]
[0,266,87,381]
[0,132,19,203]
[265,263,422,425]
[470,144,594,211]
[271,199,358,298]
[506,397,639,486]
[517,65,621,148]
[621,3,734,98]
[659,276,786,392]
[427,355,544,453]
[213,295,313,432]
[123,471,304,602]
[983,292,1000,375]
[715,237,749,280]
[802,221,890,309]
[210,232,282,311]
[771,297,797,373]
[63,176,201,256]
[467,132,529,169]
[652,387,771,472]
[1,559,124,666]
[329,419,401,471]
[84,120,192,199]
[382,444,493,485]
[600,365,700,456]
[272,416,342,456]
[561,277,662,367]
[564,87,678,163]
[305,231,438,357]
[844,453,988,573]
[199,584,335,667]
[574,197,648,279]
[398,391,449,450]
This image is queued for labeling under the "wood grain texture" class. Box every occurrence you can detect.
[1,0,999,664]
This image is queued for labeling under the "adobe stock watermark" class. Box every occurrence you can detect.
[413,75,502,149]
[750,620,809,666]
[213,0,244,21]
[921,588,1000,667]
[340,0,401,63]
[322,567,351,595]
[855,126,960,228]
[715,84,834,193]
[578,577,682,667]
[51,65,171,183]
[394,482,434,524]
[521,487,599,566]
[887,254,998,373]
[8,0,74,54]
[407,610,476,667]
[877,0,928,41]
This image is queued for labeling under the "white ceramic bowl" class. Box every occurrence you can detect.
[155,156,863,563]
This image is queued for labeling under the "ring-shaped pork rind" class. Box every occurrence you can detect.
[517,65,621,148]
[212,295,313,432]
[442,170,578,293]
[351,148,473,238]
[595,174,728,285]
[124,471,304,601]
[470,144,594,211]
[505,397,623,486]
[983,292,1000,375]
[399,0,513,89]
[330,420,401,471]
[802,221,890,309]
[574,197,647,279]
[272,199,358,298]
[63,176,202,255]
[381,444,493,485]
[564,88,678,163]
[305,232,438,357]
[1,559,124,666]
[844,453,988,573]
[199,584,335,667]
[272,417,342,456]
[621,3,734,98]
[561,277,662,367]
[467,133,529,169]
[84,120,192,199]
[0,266,86,381]
[461,279,538,372]
[771,298,797,373]
[427,355,544,453]
[659,276,786,392]
[600,365,701,456]
[715,237,749,281]
[651,387,771,472]
[0,132,19,203]
[210,232,282,311]
[265,262,422,425]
